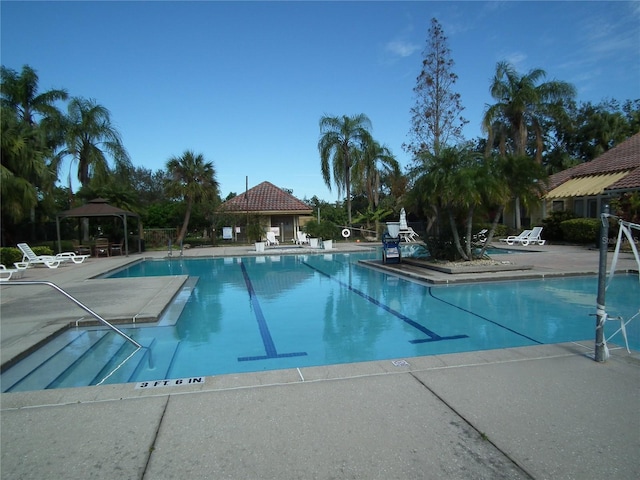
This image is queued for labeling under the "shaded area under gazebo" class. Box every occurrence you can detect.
[56,198,141,256]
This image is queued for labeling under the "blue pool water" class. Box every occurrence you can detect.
[2,252,638,392]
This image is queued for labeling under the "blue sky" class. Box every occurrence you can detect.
[2,1,639,202]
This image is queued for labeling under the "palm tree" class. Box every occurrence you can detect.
[482,61,573,229]
[165,150,219,244]
[482,61,575,163]
[354,139,399,212]
[1,65,68,242]
[318,114,373,225]
[63,97,131,188]
[0,65,68,126]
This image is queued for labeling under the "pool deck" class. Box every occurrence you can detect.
[1,242,639,479]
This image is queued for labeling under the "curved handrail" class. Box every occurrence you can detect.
[4,280,142,349]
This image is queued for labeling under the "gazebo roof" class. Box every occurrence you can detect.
[57,198,139,218]
[220,181,312,215]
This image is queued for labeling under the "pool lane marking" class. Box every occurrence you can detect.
[427,288,543,345]
[302,261,467,344]
[238,260,307,362]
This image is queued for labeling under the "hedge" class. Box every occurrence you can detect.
[559,218,600,244]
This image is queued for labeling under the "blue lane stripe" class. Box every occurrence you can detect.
[302,261,468,344]
[240,260,277,356]
[238,260,306,362]
[428,288,543,344]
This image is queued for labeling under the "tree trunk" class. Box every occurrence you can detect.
[176,198,193,244]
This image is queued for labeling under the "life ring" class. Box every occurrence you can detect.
[341,228,351,238]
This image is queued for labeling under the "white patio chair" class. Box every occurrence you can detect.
[296,231,309,245]
[500,229,532,246]
[266,231,279,246]
[55,252,90,263]
[17,243,62,268]
[524,227,546,246]
[0,264,19,281]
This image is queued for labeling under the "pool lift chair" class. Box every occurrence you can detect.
[382,225,402,264]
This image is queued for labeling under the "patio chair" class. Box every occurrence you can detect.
[17,243,62,269]
[296,231,309,245]
[500,229,532,246]
[399,208,420,242]
[524,226,546,246]
[94,237,110,257]
[0,264,19,281]
[55,252,90,263]
[110,240,124,256]
[472,229,488,246]
[266,231,279,246]
[72,240,91,256]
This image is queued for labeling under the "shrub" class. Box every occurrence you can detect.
[560,218,600,244]
[304,220,341,240]
[542,211,577,241]
[0,247,23,267]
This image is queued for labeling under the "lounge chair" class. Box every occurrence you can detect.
[17,243,62,269]
[55,252,90,263]
[0,264,19,281]
[399,208,420,242]
[524,226,546,246]
[473,229,488,246]
[500,229,532,246]
[266,231,279,246]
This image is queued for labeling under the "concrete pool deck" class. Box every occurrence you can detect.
[1,242,639,479]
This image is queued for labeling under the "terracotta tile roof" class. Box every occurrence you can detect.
[546,132,640,192]
[220,181,312,213]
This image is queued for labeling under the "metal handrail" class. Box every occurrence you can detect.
[4,280,142,349]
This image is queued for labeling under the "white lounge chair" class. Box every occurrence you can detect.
[55,252,90,263]
[399,208,420,242]
[473,229,488,245]
[17,243,62,268]
[524,226,546,246]
[500,229,532,246]
[0,264,19,281]
[266,231,279,246]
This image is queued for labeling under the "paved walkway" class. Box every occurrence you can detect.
[1,242,639,479]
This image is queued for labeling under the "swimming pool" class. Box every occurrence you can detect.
[2,252,638,392]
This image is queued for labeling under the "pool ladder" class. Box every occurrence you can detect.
[4,280,142,349]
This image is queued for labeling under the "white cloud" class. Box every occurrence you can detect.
[384,40,420,58]
[502,52,527,68]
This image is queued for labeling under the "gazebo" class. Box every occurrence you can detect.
[56,198,141,256]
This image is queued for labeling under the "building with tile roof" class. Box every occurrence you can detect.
[543,132,640,218]
[218,181,313,243]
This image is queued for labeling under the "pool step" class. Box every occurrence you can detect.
[2,329,109,392]
[1,326,184,392]
[48,333,137,390]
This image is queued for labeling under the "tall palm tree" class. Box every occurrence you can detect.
[165,150,219,244]
[63,97,131,188]
[482,61,573,229]
[318,114,373,225]
[482,61,575,163]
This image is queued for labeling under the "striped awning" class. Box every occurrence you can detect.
[545,171,630,199]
